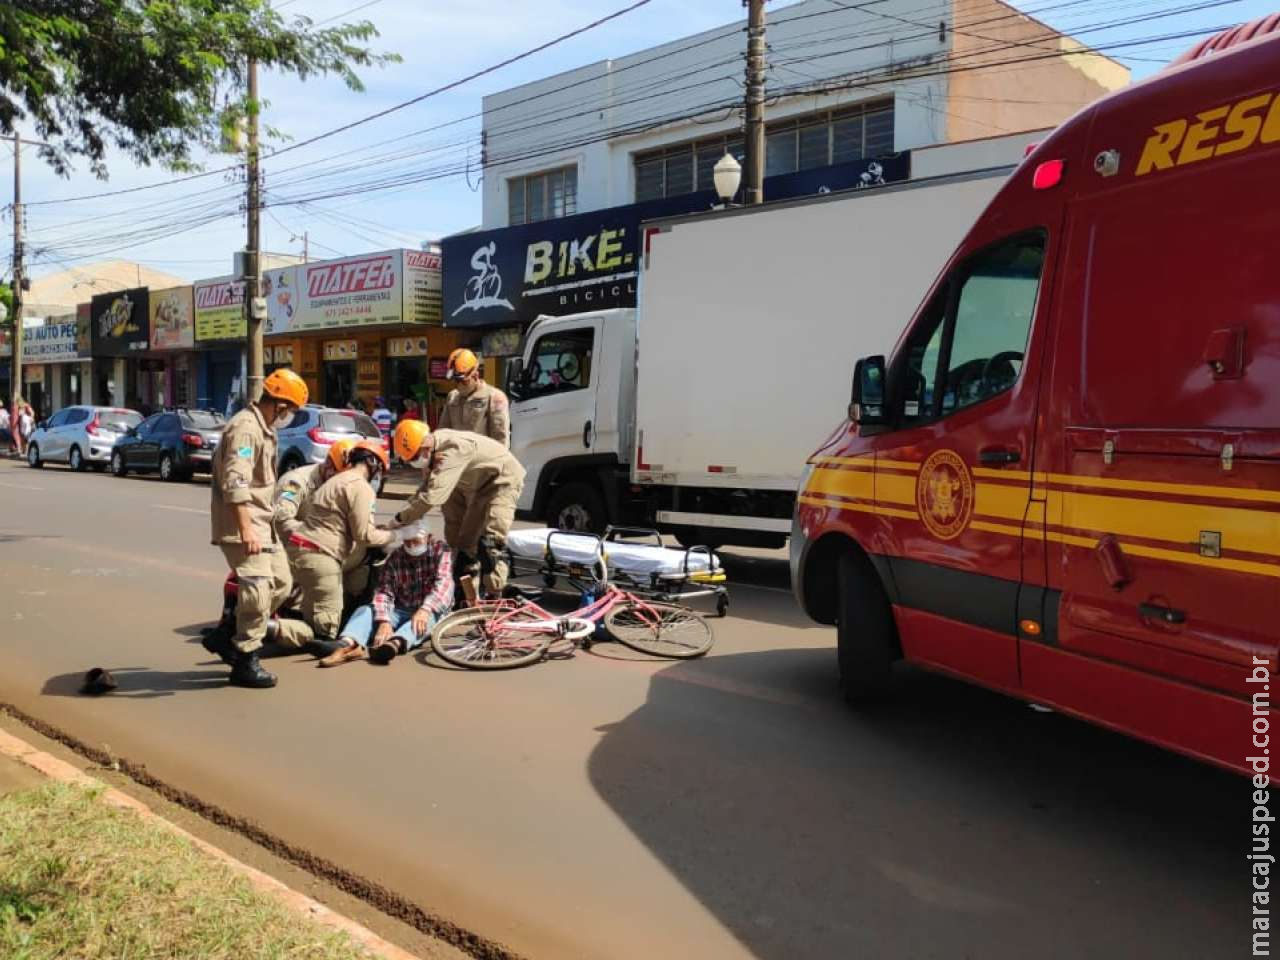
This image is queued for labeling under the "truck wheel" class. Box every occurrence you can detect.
[546,482,607,534]
[836,552,896,704]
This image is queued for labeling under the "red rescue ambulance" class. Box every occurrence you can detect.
[791,18,1280,774]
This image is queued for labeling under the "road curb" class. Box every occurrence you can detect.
[0,726,424,960]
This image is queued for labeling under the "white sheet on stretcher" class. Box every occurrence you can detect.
[506,527,721,577]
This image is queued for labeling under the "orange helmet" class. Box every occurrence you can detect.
[349,439,390,472]
[327,437,357,472]
[263,368,308,408]
[393,419,431,463]
[447,348,479,380]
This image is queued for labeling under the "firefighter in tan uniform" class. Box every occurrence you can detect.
[276,441,397,656]
[437,348,510,448]
[272,438,373,601]
[207,369,308,689]
[391,421,525,597]
[272,438,356,538]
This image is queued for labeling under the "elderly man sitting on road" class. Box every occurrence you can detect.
[318,521,454,667]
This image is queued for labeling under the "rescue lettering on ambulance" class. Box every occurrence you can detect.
[1135,90,1280,175]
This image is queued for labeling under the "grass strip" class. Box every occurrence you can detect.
[0,782,375,960]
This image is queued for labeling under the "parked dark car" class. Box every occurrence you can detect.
[111,409,226,482]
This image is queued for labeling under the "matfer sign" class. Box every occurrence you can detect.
[194,278,246,341]
[265,249,442,334]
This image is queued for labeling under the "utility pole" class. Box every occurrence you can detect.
[744,0,767,205]
[245,56,264,401]
[11,133,24,415]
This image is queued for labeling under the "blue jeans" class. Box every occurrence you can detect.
[338,604,435,652]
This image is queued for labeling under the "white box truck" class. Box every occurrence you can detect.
[505,167,1011,547]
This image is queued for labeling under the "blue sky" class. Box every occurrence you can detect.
[8,0,1272,284]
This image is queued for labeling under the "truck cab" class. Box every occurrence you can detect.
[792,23,1280,775]
[506,309,636,531]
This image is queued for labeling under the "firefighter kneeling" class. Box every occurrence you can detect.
[274,440,397,658]
[391,420,525,599]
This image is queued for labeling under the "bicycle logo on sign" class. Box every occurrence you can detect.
[452,241,515,317]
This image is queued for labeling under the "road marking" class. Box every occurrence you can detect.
[0,481,44,491]
[156,505,205,515]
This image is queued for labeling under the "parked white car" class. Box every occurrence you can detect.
[26,405,143,471]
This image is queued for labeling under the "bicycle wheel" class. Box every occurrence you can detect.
[431,607,553,669]
[603,600,714,659]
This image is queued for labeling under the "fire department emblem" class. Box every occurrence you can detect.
[917,449,974,541]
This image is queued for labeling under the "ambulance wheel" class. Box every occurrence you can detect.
[546,482,606,534]
[836,552,895,704]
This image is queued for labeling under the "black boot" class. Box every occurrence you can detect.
[229,651,277,689]
[201,619,237,666]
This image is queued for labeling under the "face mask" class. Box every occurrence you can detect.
[404,542,429,557]
[410,455,430,470]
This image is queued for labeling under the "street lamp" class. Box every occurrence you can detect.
[713,152,742,207]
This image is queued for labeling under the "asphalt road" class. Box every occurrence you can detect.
[0,457,1241,959]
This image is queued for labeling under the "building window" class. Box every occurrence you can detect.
[636,135,745,203]
[636,99,895,201]
[508,166,578,226]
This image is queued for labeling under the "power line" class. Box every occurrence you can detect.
[24,0,655,208]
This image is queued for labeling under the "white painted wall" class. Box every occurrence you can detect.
[481,0,954,227]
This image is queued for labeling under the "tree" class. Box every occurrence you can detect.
[0,1,398,176]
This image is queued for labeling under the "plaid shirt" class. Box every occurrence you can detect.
[372,538,453,622]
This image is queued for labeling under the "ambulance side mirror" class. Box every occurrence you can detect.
[505,357,525,401]
[850,355,886,425]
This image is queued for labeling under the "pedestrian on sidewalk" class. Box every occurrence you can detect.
[371,395,394,442]
[16,402,34,457]
[318,522,453,667]
[206,369,309,689]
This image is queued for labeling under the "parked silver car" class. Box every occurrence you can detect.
[275,405,389,495]
[26,405,143,471]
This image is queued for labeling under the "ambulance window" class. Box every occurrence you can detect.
[897,293,947,424]
[940,232,1044,415]
[523,328,594,399]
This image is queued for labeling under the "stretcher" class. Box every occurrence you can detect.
[505,526,730,616]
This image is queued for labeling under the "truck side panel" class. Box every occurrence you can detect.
[634,174,1005,492]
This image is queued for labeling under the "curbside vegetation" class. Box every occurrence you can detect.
[0,782,374,960]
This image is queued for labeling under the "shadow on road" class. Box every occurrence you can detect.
[588,648,1237,960]
[43,666,228,700]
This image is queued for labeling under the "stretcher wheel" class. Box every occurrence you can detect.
[716,594,730,618]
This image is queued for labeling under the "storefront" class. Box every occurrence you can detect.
[193,277,246,412]
[441,153,911,331]
[22,316,88,415]
[149,285,196,407]
[90,287,150,410]
[263,247,445,414]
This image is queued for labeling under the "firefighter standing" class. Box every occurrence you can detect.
[276,441,397,656]
[437,348,510,448]
[208,369,309,689]
[391,421,525,596]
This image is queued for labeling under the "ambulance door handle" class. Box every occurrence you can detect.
[583,420,593,449]
[978,446,1021,466]
[1138,602,1186,625]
